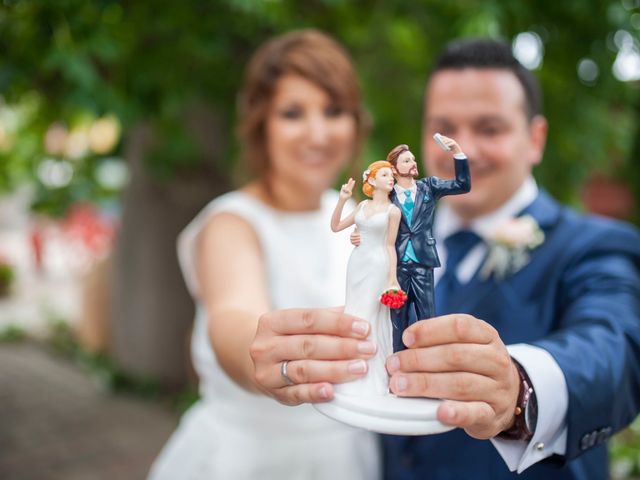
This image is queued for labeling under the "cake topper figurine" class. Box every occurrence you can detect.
[314,135,471,435]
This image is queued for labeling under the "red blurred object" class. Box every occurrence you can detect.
[62,203,116,257]
[30,228,44,272]
[380,288,408,309]
[581,174,635,221]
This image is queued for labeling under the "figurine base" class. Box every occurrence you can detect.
[314,393,455,435]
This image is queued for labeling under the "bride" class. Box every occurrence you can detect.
[330,160,401,396]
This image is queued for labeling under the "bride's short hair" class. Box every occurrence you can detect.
[237,29,367,181]
[362,160,394,198]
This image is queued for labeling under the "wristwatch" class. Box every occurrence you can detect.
[498,359,538,441]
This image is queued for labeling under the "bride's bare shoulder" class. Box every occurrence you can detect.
[356,200,367,211]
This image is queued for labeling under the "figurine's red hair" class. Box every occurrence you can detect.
[362,160,394,198]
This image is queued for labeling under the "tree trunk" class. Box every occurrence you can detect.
[111,109,230,388]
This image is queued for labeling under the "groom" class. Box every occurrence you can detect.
[385,140,470,351]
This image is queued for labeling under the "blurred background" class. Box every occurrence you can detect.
[1,1,639,479]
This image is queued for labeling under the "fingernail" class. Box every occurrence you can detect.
[386,355,400,373]
[352,321,369,335]
[348,359,367,374]
[319,386,329,399]
[403,331,415,347]
[395,375,408,392]
[357,341,376,354]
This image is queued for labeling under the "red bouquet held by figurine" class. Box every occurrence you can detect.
[380,288,407,309]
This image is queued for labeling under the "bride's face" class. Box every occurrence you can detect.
[265,74,357,196]
[371,167,395,193]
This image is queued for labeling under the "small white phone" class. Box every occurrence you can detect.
[433,133,451,151]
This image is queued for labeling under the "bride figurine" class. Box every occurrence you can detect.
[330,161,400,396]
[314,160,454,435]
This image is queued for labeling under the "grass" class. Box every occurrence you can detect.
[0,324,27,343]
[610,418,640,479]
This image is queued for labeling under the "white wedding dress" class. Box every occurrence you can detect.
[336,201,393,397]
[148,190,380,480]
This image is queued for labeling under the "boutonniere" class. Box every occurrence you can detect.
[480,215,545,280]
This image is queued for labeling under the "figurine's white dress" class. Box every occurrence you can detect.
[336,201,394,397]
[148,191,380,480]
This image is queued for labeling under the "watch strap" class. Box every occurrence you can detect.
[498,358,537,441]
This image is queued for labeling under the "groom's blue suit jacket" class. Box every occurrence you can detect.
[384,191,640,480]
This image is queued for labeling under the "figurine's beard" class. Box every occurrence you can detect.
[397,170,418,178]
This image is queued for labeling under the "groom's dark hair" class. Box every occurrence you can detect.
[430,38,542,120]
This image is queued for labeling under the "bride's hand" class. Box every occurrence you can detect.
[339,178,355,201]
[250,307,375,405]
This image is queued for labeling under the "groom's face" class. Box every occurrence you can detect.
[395,150,419,178]
[422,68,547,220]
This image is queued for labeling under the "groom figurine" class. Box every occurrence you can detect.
[385,140,470,352]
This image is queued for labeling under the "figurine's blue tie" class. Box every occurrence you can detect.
[401,190,419,262]
[401,190,414,226]
[435,230,482,316]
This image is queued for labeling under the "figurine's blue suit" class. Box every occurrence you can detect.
[389,157,470,352]
[384,191,640,480]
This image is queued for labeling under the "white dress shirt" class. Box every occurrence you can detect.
[433,176,569,473]
[393,184,416,205]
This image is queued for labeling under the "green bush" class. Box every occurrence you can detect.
[0,262,15,294]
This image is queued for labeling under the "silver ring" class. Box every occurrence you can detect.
[280,360,294,386]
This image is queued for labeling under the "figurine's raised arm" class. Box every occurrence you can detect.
[331,178,359,232]
[429,133,471,198]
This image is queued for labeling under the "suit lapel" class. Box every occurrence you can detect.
[391,188,410,229]
[413,182,427,219]
[517,189,561,230]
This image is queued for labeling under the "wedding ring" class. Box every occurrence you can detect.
[280,360,294,386]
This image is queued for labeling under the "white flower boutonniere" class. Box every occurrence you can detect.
[480,215,545,280]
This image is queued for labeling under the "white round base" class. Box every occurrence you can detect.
[314,393,455,435]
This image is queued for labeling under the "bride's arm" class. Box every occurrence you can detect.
[196,212,271,392]
[196,212,375,399]
[386,206,401,289]
[331,178,359,232]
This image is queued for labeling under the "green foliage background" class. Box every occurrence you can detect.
[1,0,638,217]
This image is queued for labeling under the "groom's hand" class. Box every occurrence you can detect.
[350,228,361,247]
[385,314,520,439]
[250,308,375,406]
